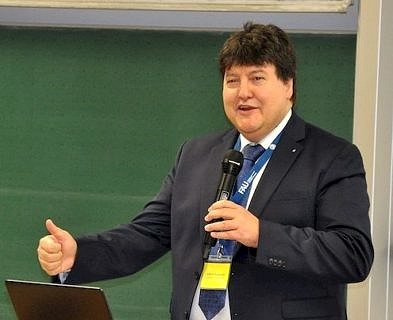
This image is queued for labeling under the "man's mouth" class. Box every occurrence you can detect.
[238,105,257,111]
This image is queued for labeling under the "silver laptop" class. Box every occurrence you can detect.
[5,279,113,320]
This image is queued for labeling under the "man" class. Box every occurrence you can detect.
[37,23,373,320]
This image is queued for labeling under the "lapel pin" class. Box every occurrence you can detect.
[291,148,297,153]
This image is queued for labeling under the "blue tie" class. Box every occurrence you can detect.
[198,144,265,320]
[236,144,265,206]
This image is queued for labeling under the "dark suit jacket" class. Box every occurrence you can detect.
[65,112,373,320]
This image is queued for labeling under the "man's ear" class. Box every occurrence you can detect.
[285,78,294,100]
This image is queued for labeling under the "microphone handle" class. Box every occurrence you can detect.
[202,173,237,260]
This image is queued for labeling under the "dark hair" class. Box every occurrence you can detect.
[219,22,297,103]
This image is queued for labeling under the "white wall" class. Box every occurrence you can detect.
[351,0,393,319]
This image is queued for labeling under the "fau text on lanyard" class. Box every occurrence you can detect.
[231,131,283,205]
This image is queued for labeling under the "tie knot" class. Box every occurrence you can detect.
[242,144,265,163]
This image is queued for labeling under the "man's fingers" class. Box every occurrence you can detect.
[38,235,62,253]
[45,219,68,242]
[205,219,236,232]
[205,201,243,222]
[208,199,238,211]
[37,246,63,262]
[38,258,62,275]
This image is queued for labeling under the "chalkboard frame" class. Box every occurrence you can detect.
[0,0,353,12]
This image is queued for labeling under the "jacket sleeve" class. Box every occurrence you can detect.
[64,144,187,285]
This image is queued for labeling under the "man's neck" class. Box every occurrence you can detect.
[239,109,292,150]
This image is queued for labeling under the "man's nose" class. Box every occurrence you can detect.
[238,81,252,100]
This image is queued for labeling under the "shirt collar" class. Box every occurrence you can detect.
[239,109,292,151]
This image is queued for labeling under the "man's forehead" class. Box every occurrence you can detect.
[225,63,276,75]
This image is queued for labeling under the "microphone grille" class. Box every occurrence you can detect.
[222,149,244,176]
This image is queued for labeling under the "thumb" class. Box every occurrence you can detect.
[45,219,68,242]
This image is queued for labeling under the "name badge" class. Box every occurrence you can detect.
[200,262,231,290]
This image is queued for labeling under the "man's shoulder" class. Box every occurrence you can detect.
[291,112,352,146]
[289,112,359,157]
[305,121,349,145]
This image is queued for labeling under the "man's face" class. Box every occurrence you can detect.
[222,63,293,142]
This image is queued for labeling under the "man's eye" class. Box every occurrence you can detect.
[253,76,264,81]
[226,78,240,87]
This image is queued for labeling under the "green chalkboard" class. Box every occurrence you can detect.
[0,27,356,319]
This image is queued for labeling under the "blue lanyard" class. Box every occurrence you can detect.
[231,132,282,205]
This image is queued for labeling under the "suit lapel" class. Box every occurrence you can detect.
[248,113,305,217]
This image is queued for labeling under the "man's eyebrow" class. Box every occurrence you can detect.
[225,71,239,77]
[225,69,267,77]
[249,69,267,74]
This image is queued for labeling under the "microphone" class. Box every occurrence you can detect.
[202,149,244,260]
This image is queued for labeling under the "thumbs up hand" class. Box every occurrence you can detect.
[37,219,77,276]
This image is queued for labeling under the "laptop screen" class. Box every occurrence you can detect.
[5,279,113,320]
